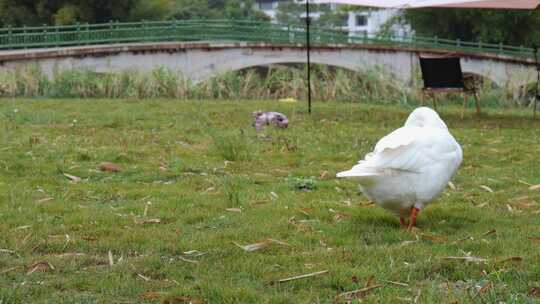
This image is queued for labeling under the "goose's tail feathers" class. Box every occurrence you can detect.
[336,166,381,178]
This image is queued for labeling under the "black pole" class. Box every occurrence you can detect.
[306,0,312,114]
[534,45,539,119]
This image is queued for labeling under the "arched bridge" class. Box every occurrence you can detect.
[0,20,537,89]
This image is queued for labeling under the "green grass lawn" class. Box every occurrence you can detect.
[1,99,540,303]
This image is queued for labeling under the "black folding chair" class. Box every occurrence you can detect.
[419,54,480,117]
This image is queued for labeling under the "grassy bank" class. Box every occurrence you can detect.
[0,65,530,108]
[1,99,539,303]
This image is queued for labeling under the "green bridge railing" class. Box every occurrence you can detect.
[0,19,535,60]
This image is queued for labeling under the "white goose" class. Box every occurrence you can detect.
[337,107,462,229]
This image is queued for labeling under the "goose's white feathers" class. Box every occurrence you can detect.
[337,107,462,218]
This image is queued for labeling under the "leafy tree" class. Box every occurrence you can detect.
[0,0,269,27]
[0,0,36,27]
[276,2,346,27]
[224,0,269,21]
[53,4,79,25]
[168,0,213,20]
[208,0,226,10]
[129,0,175,21]
[316,4,347,28]
[275,2,303,26]
[403,9,540,46]
[0,0,138,26]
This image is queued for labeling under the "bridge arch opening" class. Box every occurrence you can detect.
[196,63,406,102]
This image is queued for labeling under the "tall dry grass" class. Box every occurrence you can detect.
[0,64,529,107]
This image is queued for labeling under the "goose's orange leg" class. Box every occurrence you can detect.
[407,207,420,230]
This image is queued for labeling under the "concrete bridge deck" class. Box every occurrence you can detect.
[0,41,537,89]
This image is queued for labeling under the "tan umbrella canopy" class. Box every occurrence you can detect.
[310,0,540,9]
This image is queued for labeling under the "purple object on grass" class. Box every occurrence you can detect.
[252,111,289,131]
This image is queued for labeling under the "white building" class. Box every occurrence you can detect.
[255,0,281,20]
[254,0,408,37]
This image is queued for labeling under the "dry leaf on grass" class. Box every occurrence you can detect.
[447,181,456,190]
[361,202,375,208]
[396,297,413,302]
[267,238,292,247]
[518,180,532,186]
[481,229,497,237]
[82,235,97,242]
[364,275,376,288]
[183,250,206,257]
[328,208,346,220]
[134,218,163,225]
[233,241,268,252]
[453,229,497,244]
[529,184,540,191]
[528,237,540,244]
[383,280,409,287]
[341,200,352,207]
[139,292,167,301]
[335,285,383,302]
[200,187,215,195]
[55,252,85,258]
[36,197,54,203]
[27,260,54,275]
[414,290,422,304]
[0,249,15,255]
[477,281,492,294]
[137,273,151,281]
[400,240,419,247]
[443,256,487,264]
[509,195,530,202]
[297,208,312,216]
[514,201,539,209]
[178,256,199,264]
[528,287,540,298]
[496,256,523,264]
[479,185,494,193]
[63,173,81,183]
[99,162,122,172]
[420,233,447,243]
[333,213,348,223]
[162,296,204,304]
[319,171,330,179]
[225,208,242,213]
[108,251,114,266]
[1,266,20,275]
[277,270,329,283]
[233,238,291,252]
[453,236,474,244]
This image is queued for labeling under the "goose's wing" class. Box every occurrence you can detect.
[337,126,461,178]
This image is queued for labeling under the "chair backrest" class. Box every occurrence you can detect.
[419,55,464,90]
